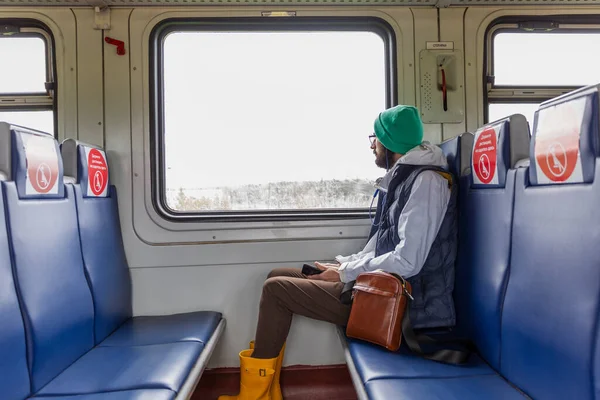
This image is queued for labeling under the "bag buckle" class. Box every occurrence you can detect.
[259,368,267,377]
[399,277,414,301]
[376,270,414,301]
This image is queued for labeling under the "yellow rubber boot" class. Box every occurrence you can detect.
[217,349,278,400]
[249,341,285,400]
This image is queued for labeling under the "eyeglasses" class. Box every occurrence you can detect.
[369,134,376,146]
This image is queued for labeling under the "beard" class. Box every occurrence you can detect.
[375,149,390,169]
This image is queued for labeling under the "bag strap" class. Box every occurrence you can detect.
[434,170,454,188]
[401,306,473,365]
[387,273,472,365]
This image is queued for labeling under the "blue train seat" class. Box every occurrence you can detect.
[28,390,177,400]
[501,85,600,399]
[60,138,223,348]
[439,132,474,177]
[0,179,30,400]
[1,125,96,393]
[454,115,530,370]
[340,84,600,399]
[0,123,225,399]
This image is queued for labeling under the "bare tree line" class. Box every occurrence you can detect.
[168,178,376,211]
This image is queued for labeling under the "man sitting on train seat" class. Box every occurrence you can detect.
[218,105,457,400]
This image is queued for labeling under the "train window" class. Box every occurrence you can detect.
[0,36,47,93]
[0,111,53,132]
[152,19,395,220]
[488,103,539,127]
[493,32,600,87]
[485,21,600,125]
[0,26,54,135]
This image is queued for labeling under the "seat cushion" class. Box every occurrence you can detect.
[365,375,527,400]
[100,311,222,347]
[30,389,175,400]
[37,342,203,396]
[348,339,493,382]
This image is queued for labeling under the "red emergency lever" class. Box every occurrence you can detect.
[441,68,448,112]
[105,37,126,56]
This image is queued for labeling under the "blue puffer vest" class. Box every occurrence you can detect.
[368,163,458,329]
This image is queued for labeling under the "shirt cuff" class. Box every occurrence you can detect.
[337,262,349,283]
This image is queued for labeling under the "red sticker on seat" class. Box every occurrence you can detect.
[534,99,585,184]
[472,126,499,185]
[535,136,579,182]
[23,134,59,195]
[86,147,108,196]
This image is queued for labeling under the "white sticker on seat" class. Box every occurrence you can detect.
[534,97,586,185]
[23,134,59,195]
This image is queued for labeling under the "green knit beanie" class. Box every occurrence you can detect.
[373,105,423,154]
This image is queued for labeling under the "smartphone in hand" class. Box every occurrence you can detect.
[302,263,323,276]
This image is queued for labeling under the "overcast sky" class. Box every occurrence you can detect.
[162,31,385,188]
[0,38,52,131]
[488,32,600,124]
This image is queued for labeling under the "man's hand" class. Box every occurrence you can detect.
[314,261,340,270]
[308,262,341,282]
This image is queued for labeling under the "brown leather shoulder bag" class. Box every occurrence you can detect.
[345,270,472,365]
[345,270,412,351]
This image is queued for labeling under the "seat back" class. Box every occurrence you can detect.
[453,115,530,371]
[501,85,600,399]
[61,139,132,343]
[0,123,94,392]
[439,133,474,178]
[0,144,30,399]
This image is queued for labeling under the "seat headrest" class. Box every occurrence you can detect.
[471,114,530,188]
[529,85,598,186]
[439,132,474,177]
[60,139,110,198]
[0,122,64,199]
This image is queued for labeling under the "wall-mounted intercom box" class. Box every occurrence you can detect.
[419,45,465,124]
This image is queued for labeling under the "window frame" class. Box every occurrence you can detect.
[484,15,600,124]
[149,17,397,223]
[0,19,56,135]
